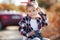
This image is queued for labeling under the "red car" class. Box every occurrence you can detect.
[0,11,22,30]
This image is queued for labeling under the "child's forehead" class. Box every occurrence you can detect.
[27,6,35,8]
[27,6,36,10]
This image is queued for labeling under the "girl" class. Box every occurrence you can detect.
[19,3,48,40]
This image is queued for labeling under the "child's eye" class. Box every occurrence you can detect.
[33,10,35,12]
[28,11,31,12]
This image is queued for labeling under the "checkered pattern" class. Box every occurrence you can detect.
[18,11,48,37]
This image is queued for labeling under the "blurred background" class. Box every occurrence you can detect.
[0,0,60,40]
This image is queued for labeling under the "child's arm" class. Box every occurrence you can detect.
[39,11,48,27]
[18,17,28,36]
[18,18,35,37]
[18,21,26,36]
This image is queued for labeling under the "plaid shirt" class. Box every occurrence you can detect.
[18,11,48,37]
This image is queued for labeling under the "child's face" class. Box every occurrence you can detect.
[27,6,37,18]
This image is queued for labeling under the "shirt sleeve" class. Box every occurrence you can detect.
[19,21,25,27]
[39,11,48,27]
[18,18,27,36]
[20,28,27,36]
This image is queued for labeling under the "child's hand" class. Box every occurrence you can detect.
[36,7,41,13]
[27,30,35,37]
[35,13,41,18]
